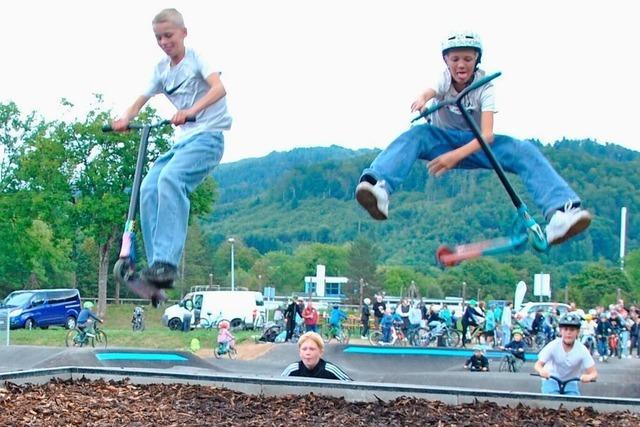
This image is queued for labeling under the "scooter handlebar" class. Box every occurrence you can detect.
[410,71,502,123]
[102,117,195,132]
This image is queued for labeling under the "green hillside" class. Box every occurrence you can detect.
[205,140,640,270]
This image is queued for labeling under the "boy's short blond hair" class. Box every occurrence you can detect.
[152,8,185,28]
[297,332,324,351]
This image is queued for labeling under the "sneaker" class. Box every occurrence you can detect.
[142,261,178,285]
[598,356,603,362]
[361,336,367,340]
[355,180,389,220]
[545,203,592,245]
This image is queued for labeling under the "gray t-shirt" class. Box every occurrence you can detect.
[430,68,497,131]
[537,338,595,381]
[144,47,232,142]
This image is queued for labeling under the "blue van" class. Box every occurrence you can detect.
[1,289,81,330]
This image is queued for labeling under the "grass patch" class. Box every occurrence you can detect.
[8,303,256,351]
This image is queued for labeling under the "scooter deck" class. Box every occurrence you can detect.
[118,273,167,308]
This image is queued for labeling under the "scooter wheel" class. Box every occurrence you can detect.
[113,259,132,283]
[436,245,459,268]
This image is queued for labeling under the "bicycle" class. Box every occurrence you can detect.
[498,350,525,372]
[322,323,351,344]
[460,324,484,347]
[65,323,108,349]
[198,311,228,330]
[214,341,238,359]
[522,329,547,351]
[369,323,405,346]
[530,373,596,395]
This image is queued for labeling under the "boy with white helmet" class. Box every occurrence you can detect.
[356,31,591,246]
[535,313,597,395]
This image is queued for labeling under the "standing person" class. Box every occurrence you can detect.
[372,294,386,329]
[281,332,352,381]
[354,31,591,246]
[360,297,371,339]
[284,298,301,342]
[501,301,513,347]
[534,313,598,395]
[302,301,319,333]
[398,298,411,333]
[483,305,496,347]
[111,8,231,293]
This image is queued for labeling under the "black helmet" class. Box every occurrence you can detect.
[558,313,581,328]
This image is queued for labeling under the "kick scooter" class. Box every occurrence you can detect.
[102,118,193,306]
[411,72,548,267]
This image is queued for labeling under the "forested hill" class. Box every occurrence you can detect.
[206,140,640,269]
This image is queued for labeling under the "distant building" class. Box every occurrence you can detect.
[304,265,348,297]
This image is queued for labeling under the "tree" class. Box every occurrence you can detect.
[568,263,632,308]
[347,238,381,295]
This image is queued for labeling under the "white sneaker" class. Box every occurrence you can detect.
[545,203,592,245]
[598,356,603,362]
[356,180,389,220]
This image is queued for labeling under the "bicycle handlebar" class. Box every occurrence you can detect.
[102,117,195,132]
[530,373,596,384]
[411,71,502,123]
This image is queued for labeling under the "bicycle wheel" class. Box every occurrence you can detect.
[214,347,223,359]
[93,331,108,349]
[368,330,383,346]
[228,347,238,360]
[198,319,211,329]
[498,357,511,372]
[65,329,82,347]
[443,330,461,348]
[339,328,350,345]
[410,328,430,347]
[321,325,333,344]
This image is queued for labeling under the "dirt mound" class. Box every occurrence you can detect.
[1,378,638,426]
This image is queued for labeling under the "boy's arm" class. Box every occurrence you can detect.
[112,95,150,131]
[410,88,437,113]
[426,111,495,177]
[173,73,227,125]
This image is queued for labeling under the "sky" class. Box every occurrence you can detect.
[2,1,638,163]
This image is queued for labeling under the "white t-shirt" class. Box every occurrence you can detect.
[144,47,232,142]
[430,68,497,131]
[537,338,595,381]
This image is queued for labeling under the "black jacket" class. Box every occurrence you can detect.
[281,359,352,381]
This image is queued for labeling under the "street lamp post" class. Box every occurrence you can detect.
[228,238,235,291]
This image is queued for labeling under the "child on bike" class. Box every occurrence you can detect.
[500,328,526,370]
[355,31,591,247]
[464,346,489,372]
[77,301,102,339]
[329,304,348,339]
[110,8,231,292]
[534,313,597,395]
[461,299,483,346]
[217,320,236,352]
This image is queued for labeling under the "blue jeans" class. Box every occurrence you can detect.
[361,125,579,219]
[501,325,511,346]
[597,337,608,357]
[620,330,630,357]
[541,379,580,396]
[382,326,392,343]
[140,132,224,266]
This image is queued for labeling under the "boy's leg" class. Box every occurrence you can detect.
[357,125,459,219]
[142,132,224,284]
[460,135,590,244]
[140,153,173,264]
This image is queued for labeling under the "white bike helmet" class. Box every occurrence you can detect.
[441,31,483,64]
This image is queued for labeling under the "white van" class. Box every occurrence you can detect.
[162,290,265,331]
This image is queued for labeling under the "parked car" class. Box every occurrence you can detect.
[162,290,266,331]
[1,289,81,330]
[516,302,571,320]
